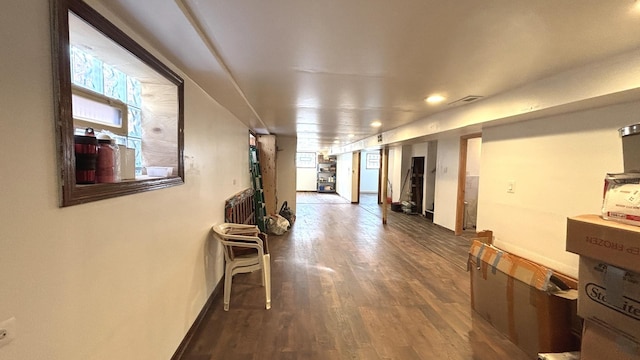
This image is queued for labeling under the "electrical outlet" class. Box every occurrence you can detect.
[0,317,16,348]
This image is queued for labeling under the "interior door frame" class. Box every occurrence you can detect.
[377,149,383,204]
[455,133,482,236]
[351,151,361,203]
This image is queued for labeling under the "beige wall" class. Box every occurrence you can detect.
[388,147,400,202]
[478,101,632,278]
[336,152,354,200]
[433,137,460,230]
[276,136,297,212]
[0,1,251,359]
[3,1,640,359]
[296,167,317,191]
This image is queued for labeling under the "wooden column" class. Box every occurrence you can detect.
[381,147,389,224]
[455,133,481,235]
[257,135,277,215]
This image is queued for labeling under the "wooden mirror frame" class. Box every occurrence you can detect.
[50,0,185,207]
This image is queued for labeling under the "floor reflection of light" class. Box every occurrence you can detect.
[274,258,336,273]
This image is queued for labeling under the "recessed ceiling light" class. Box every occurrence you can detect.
[348,134,355,138]
[370,120,382,127]
[425,94,446,104]
[333,140,340,144]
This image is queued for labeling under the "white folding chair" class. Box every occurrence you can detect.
[211,223,271,311]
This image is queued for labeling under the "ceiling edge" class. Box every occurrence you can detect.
[174,0,269,134]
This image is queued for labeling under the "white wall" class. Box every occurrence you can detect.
[464,138,482,228]
[0,2,251,359]
[336,152,353,201]
[466,138,482,176]
[359,151,379,193]
[477,101,631,278]
[277,136,297,212]
[396,145,413,201]
[296,168,317,191]
[388,146,403,202]
[433,137,461,230]
[411,142,428,158]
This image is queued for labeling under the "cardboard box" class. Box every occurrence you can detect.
[566,214,640,273]
[468,241,579,358]
[581,320,640,360]
[578,257,640,345]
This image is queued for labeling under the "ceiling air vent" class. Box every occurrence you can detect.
[448,95,482,106]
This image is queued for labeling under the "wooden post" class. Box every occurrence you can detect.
[381,147,389,224]
[257,135,277,215]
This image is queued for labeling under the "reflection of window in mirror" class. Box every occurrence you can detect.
[296,152,316,168]
[366,153,380,169]
[51,0,184,206]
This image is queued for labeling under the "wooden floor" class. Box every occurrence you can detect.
[179,193,530,360]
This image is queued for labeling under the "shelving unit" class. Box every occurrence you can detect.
[317,155,337,193]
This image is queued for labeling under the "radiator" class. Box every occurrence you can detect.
[224,188,256,225]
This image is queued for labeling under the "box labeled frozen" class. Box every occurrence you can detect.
[566,214,640,273]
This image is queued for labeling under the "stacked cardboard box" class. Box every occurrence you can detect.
[468,240,579,358]
[581,319,640,360]
[566,215,640,359]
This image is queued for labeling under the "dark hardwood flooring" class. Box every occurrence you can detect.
[180,193,530,360]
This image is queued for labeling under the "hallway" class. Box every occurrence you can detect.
[179,193,530,359]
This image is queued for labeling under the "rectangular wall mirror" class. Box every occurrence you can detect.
[51,0,185,206]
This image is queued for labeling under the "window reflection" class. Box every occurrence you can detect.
[51,0,184,206]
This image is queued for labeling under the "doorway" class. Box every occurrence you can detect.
[455,133,482,236]
[410,157,425,215]
[360,150,381,202]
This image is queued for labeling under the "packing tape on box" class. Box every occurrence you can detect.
[543,269,553,291]
[604,265,626,309]
[475,243,486,270]
[616,334,640,357]
[491,252,503,275]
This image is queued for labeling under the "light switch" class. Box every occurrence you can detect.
[507,180,515,193]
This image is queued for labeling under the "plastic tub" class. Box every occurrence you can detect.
[619,124,640,172]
